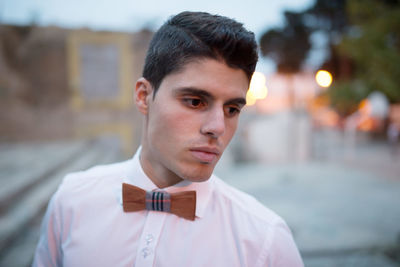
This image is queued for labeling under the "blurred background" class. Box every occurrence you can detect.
[1,0,400,266]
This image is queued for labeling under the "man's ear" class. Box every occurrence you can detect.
[135,78,154,114]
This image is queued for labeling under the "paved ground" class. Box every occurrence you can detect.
[216,161,400,266]
[0,138,124,267]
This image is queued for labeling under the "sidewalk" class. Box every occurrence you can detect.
[0,138,124,267]
[216,161,400,266]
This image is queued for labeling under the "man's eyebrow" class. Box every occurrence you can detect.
[226,98,247,106]
[173,87,213,98]
[174,87,247,106]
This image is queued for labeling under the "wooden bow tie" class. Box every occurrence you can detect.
[122,183,196,221]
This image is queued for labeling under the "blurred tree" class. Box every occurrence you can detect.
[323,81,366,116]
[260,11,311,73]
[259,11,311,107]
[260,0,400,115]
[260,0,348,75]
[337,0,400,103]
[304,0,351,81]
[324,0,400,115]
[304,0,347,36]
[304,0,347,42]
[259,0,347,108]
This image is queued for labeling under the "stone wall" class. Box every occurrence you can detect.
[0,24,153,145]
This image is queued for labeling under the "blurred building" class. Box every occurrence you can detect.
[0,24,153,154]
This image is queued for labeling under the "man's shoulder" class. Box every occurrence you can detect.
[210,176,302,266]
[57,159,130,197]
[212,175,285,226]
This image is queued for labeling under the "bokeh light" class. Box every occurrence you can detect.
[246,90,257,106]
[358,99,372,116]
[315,70,333,88]
[246,72,268,105]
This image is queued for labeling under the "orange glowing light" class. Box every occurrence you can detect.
[246,90,257,106]
[315,70,333,88]
[357,99,378,131]
[358,99,371,116]
[248,72,268,100]
[246,72,268,106]
[358,118,374,131]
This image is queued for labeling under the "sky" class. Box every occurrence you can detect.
[0,0,317,74]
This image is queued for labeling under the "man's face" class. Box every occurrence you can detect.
[137,58,249,187]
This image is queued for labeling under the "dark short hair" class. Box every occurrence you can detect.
[142,11,258,93]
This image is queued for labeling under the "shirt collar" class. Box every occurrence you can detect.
[123,146,213,219]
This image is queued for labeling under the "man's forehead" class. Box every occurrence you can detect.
[168,57,249,82]
[149,57,249,105]
[163,58,248,85]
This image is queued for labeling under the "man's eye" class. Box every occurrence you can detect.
[190,99,202,106]
[183,98,205,108]
[225,106,240,117]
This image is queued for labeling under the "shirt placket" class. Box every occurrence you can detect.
[134,211,167,267]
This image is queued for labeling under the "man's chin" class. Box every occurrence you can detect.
[174,157,219,182]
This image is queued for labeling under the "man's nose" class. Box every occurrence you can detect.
[200,107,225,138]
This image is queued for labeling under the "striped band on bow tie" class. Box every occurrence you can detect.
[145,191,171,212]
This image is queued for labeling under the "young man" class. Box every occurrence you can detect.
[33,11,303,267]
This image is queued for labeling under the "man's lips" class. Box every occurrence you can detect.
[189,147,221,163]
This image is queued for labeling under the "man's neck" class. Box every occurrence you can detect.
[139,152,184,189]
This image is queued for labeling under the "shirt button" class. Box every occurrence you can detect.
[145,234,154,245]
[142,247,152,258]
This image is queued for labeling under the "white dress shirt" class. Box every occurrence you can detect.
[33,148,303,267]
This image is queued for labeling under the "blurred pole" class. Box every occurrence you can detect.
[344,116,357,160]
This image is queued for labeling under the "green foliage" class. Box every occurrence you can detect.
[325,80,369,116]
[304,0,347,34]
[337,0,400,103]
[260,0,400,114]
[259,0,347,74]
[259,11,311,73]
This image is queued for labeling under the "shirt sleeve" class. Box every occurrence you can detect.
[32,188,63,267]
[256,219,304,267]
